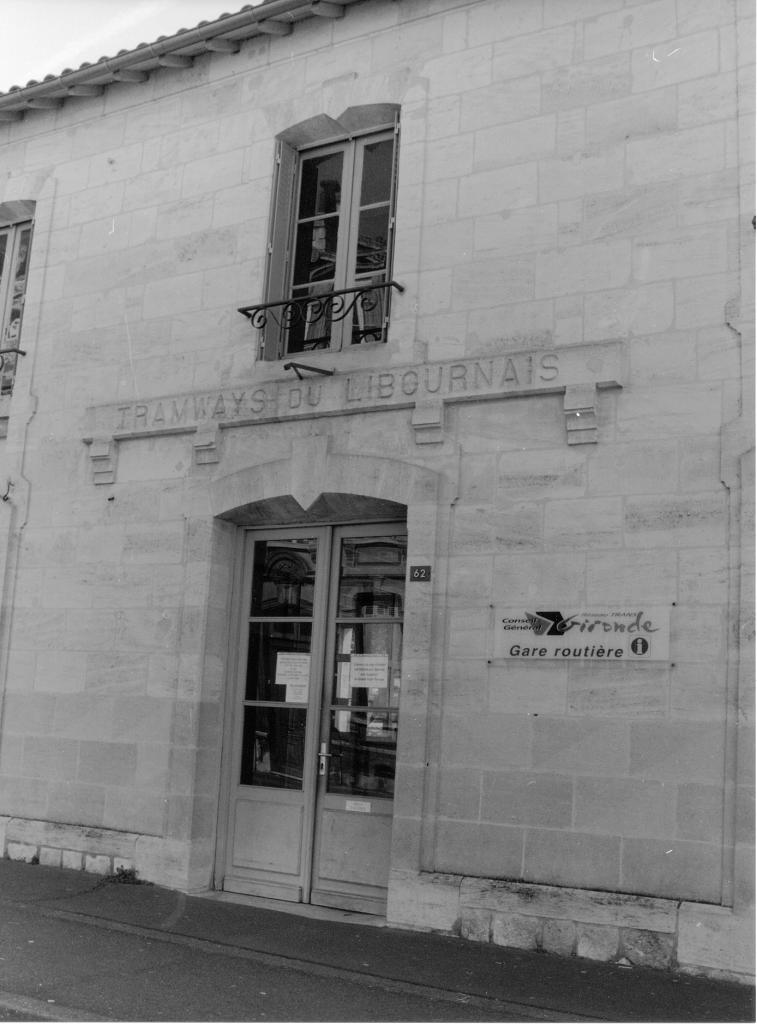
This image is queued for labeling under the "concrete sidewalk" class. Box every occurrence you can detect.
[0,859,752,1022]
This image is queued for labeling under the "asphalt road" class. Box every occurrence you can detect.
[0,860,751,1024]
[0,902,556,1022]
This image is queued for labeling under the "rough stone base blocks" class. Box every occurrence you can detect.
[0,816,191,888]
[388,871,755,984]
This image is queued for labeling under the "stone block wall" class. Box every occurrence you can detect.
[0,0,752,981]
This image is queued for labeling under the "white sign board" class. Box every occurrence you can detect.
[276,653,310,701]
[345,800,371,813]
[495,607,671,662]
[350,654,389,689]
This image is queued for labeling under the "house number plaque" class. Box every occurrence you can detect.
[410,565,431,581]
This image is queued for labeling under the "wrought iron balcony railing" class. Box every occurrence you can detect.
[238,280,404,354]
[0,347,26,397]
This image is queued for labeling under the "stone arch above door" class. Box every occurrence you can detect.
[209,435,440,522]
[220,492,408,527]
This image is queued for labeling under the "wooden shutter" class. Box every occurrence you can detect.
[384,114,401,338]
[262,140,297,360]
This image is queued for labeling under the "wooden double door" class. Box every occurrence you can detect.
[223,523,406,914]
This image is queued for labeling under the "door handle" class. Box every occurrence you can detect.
[318,741,331,777]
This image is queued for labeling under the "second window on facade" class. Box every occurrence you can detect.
[263,113,399,359]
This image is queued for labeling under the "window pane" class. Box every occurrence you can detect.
[240,706,306,789]
[245,622,312,702]
[250,538,317,617]
[350,287,386,346]
[13,227,31,280]
[287,284,333,353]
[360,139,393,206]
[332,622,403,706]
[327,709,397,797]
[0,232,7,279]
[337,537,406,616]
[292,216,338,288]
[354,207,389,278]
[298,152,343,219]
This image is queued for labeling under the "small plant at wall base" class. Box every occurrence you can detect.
[108,866,144,885]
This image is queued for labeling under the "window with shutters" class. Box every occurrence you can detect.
[0,199,34,407]
[239,106,402,360]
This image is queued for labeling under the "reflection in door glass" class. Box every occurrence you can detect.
[332,622,402,707]
[328,710,397,797]
[337,537,405,616]
[240,706,306,789]
[246,622,312,702]
[326,532,405,799]
[250,539,317,617]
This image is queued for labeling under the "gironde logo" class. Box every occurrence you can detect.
[525,611,565,636]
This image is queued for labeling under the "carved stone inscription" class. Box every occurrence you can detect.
[89,344,621,440]
[343,351,558,404]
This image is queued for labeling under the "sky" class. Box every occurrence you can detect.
[2,0,255,91]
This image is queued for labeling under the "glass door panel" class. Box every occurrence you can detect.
[243,538,316,792]
[225,531,325,902]
[336,537,405,615]
[250,538,316,616]
[333,622,402,707]
[240,706,307,789]
[225,523,406,913]
[326,534,405,800]
[245,622,312,701]
[328,708,398,797]
[309,525,406,915]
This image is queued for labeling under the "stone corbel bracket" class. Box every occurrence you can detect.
[193,425,222,465]
[85,424,222,484]
[564,383,599,444]
[87,436,118,485]
[411,398,445,445]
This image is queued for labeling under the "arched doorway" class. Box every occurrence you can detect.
[219,494,408,914]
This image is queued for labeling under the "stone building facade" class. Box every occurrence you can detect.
[0,0,753,982]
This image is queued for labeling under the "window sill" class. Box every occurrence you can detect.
[248,336,410,386]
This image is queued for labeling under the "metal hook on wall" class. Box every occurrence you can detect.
[1,480,13,502]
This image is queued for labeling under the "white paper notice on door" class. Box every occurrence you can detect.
[276,653,310,702]
[350,654,388,689]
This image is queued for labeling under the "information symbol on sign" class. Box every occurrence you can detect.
[630,637,649,656]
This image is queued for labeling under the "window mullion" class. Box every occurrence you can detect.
[333,141,358,351]
[341,140,363,293]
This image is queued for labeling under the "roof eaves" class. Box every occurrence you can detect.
[0,0,355,118]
